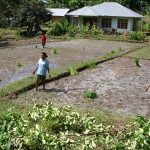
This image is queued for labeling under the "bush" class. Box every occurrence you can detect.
[0,16,7,27]
[83,90,98,99]
[91,25,104,36]
[134,58,140,67]
[51,48,58,54]
[118,47,123,53]
[128,32,146,41]
[16,62,24,67]
[48,19,70,36]
[0,103,149,150]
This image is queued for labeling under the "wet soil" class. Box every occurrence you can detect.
[0,39,145,87]
[16,57,150,117]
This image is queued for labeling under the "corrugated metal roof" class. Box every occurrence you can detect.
[47,8,70,16]
[67,6,99,16]
[67,2,143,18]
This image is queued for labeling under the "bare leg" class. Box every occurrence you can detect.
[146,84,150,91]
[36,80,39,91]
[43,80,45,90]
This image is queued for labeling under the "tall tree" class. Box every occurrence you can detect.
[13,0,52,32]
[45,0,150,14]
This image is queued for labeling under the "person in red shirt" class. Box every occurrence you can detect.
[39,32,46,48]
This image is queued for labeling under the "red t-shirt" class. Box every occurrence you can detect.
[40,34,46,42]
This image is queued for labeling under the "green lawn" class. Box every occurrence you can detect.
[125,45,150,59]
[0,28,17,40]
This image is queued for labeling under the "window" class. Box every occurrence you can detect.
[118,19,128,29]
[102,18,112,28]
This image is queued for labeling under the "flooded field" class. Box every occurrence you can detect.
[0,39,145,87]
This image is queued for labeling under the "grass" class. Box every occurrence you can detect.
[0,28,17,40]
[125,45,150,59]
[0,98,33,119]
[134,58,141,67]
[85,60,96,69]
[16,62,24,67]
[76,107,133,125]
[68,66,78,76]
[118,47,124,53]
[51,48,58,54]
[83,90,98,99]
[0,96,133,128]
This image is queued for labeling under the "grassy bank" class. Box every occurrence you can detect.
[125,45,150,59]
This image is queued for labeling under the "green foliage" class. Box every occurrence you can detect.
[106,50,116,58]
[91,25,104,36]
[134,58,140,67]
[0,28,17,40]
[139,21,150,32]
[0,15,7,28]
[118,47,123,53]
[110,50,116,55]
[68,66,78,76]
[0,102,149,149]
[12,0,51,32]
[85,61,96,69]
[48,19,70,36]
[16,62,24,67]
[83,90,98,99]
[46,0,150,14]
[51,48,58,54]
[128,32,146,41]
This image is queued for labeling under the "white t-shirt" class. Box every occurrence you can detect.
[37,58,49,76]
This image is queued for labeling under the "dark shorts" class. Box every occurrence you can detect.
[42,41,46,47]
[37,75,46,83]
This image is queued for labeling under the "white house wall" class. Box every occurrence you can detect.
[77,16,135,32]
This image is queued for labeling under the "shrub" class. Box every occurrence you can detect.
[91,25,104,36]
[139,17,150,32]
[128,32,146,41]
[83,90,98,99]
[134,58,140,67]
[110,50,116,55]
[0,16,7,27]
[51,48,58,54]
[0,103,149,150]
[68,66,78,76]
[48,19,70,36]
[67,25,77,37]
[118,47,123,53]
[16,62,24,67]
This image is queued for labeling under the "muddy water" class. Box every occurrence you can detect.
[0,59,59,87]
[47,57,150,117]
[0,39,146,87]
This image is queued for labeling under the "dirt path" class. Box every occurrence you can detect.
[16,57,150,117]
[0,39,145,87]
